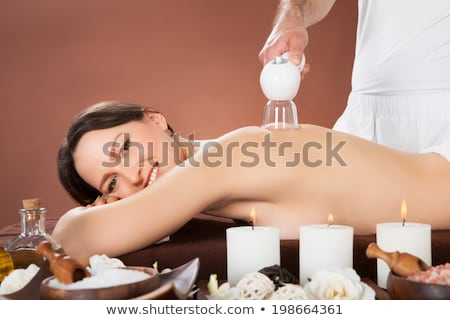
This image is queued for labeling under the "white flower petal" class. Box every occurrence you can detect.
[303,268,375,300]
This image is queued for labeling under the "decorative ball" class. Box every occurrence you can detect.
[236,272,275,300]
[270,283,311,300]
[258,265,297,289]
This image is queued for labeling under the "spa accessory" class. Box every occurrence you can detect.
[36,240,90,284]
[260,52,305,129]
[374,202,432,288]
[5,198,60,269]
[1,257,200,300]
[387,271,450,300]
[299,221,354,285]
[0,260,52,299]
[365,242,429,277]
[151,257,200,300]
[40,265,158,299]
[0,247,14,282]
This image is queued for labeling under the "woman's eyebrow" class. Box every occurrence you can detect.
[98,132,123,192]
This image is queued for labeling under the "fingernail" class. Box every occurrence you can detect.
[292,55,301,66]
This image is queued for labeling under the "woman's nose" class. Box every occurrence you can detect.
[118,164,143,185]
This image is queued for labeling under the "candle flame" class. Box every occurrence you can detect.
[401,200,407,226]
[327,213,334,225]
[250,208,256,228]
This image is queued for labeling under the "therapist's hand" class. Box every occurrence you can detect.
[258,23,310,79]
[259,23,308,64]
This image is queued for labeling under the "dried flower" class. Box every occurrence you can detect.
[152,261,171,274]
[207,274,240,300]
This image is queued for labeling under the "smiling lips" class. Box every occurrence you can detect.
[146,163,159,188]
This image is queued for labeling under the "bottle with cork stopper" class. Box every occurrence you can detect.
[3,198,60,269]
[260,52,306,130]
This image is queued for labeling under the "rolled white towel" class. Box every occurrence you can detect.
[0,264,39,294]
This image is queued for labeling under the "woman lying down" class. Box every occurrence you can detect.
[53,101,450,264]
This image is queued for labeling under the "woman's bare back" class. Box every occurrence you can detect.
[52,125,450,263]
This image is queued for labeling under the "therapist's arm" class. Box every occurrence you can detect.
[259,0,336,66]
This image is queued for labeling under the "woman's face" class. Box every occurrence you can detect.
[73,113,181,200]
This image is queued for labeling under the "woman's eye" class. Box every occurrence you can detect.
[123,137,130,153]
[108,176,118,193]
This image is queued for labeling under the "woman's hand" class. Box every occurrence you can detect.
[86,195,119,207]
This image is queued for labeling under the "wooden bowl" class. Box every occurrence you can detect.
[40,266,160,300]
[387,272,450,300]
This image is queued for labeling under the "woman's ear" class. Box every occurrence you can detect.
[145,112,169,131]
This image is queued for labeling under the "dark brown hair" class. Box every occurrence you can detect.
[58,101,174,206]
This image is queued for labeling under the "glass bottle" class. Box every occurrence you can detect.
[5,198,60,269]
[0,247,14,282]
[260,53,305,130]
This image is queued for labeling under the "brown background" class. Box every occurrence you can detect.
[0,0,357,229]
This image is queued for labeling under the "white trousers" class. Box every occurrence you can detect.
[333,92,450,162]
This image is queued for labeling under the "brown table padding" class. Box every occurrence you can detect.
[1,218,449,282]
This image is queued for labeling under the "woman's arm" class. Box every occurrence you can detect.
[52,159,228,265]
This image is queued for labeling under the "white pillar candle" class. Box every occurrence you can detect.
[226,226,280,286]
[299,224,354,285]
[376,222,431,289]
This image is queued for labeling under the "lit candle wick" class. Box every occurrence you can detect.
[401,200,407,227]
[250,208,256,231]
[327,213,334,227]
